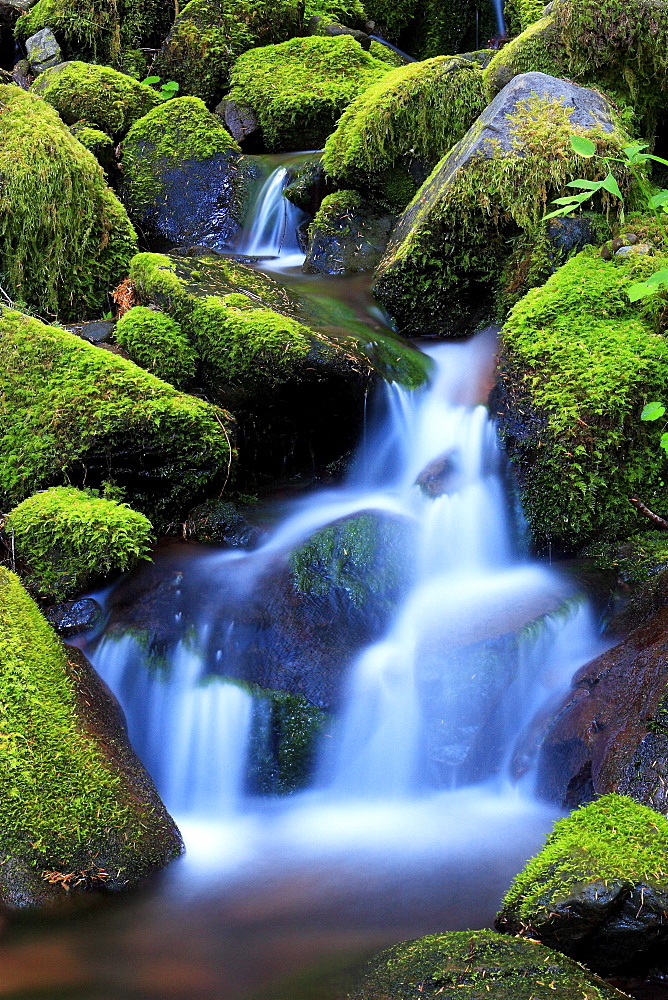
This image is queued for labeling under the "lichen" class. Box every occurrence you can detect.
[114,306,197,388]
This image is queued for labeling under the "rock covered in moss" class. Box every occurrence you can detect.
[122,96,254,248]
[373,72,633,337]
[304,190,395,274]
[323,55,487,212]
[25,26,61,73]
[496,247,668,553]
[4,487,155,601]
[483,16,560,93]
[496,795,668,973]
[247,683,326,793]
[347,929,629,999]
[228,35,389,151]
[0,308,233,525]
[506,0,548,33]
[114,306,197,387]
[68,121,116,175]
[31,61,162,139]
[0,85,137,320]
[0,568,182,909]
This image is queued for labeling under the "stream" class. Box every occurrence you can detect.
[0,157,610,999]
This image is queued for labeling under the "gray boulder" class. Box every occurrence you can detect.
[25,28,61,74]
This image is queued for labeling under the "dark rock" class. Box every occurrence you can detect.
[415,450,460,497]
[304,191,395,275]
[45,598,103,637]
[67,320,115,343]
[215,97,264,152]
[25,28,61,74]
[184,499,262,548]
[547,215,601,255]
[284,155,336,214]
[322,22,372,49]
[11,58,32,89]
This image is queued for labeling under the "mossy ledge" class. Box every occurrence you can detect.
[0,568,182,909]
[114,306,198,388]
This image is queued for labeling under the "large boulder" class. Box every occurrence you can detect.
[0,85,137,320]
[323,55,487,212]
[304,190,396,274]
[372,72,633,337]
[0,568,182,910]
[122,96,255,249]
[496,795,668,974]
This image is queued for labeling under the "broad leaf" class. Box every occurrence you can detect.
[143,75,161,84]
[566,179,603,190]
[649,190,668,209]
[570,135,596,157]
[641,401,666,421]
[660,432,668,454]
[600,173,623,200]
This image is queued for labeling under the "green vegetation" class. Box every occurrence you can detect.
[228,35,389,151]
[0,85,137,321]
[403,0,496,61]
[31,62,162,140]
[0,567,180,898]
[249,685,327,793]
[4,487,154,601]
[505,0,548,34]
[584,531,668,585]
[363,0,417,38]
[68,122,115,174]
[324,55,487,211]
[115,306,197,388]
[0,308,232,525]
[483,17,561,94]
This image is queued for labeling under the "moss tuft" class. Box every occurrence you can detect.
[249,684,327,793]
[114,306,197,388]
[68,121,115,174]
[4,487,154,601]
[505,0,548,35]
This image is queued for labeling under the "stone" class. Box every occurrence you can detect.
[68,320,115,343]
[321,22,372,49]
[214,97,263,151]
[303,191,395,275]
[25,28,61,74]
[44,598,103,636]
[615,243,654,257]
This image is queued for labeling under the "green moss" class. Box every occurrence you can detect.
[368,40,406,66]
[483,17,561,95]
[324,55,487,211]
[363,0,417,38]
[583,531,668,586]
[501,795,668,923]
[68,121,115,174]
[310,190,366,239]
[0,567,179,886]
[505,0,548,34]
[0,308,233,525]
[402,0,497,61]
[499,248,668,552]
[228,35,390,152]
[4,487,154,601]
[249,685,326,793]
[348,929,627,999]
[0,85,137,321]
[115,306,197,388]
[31,61,162,140]
[121,96,241,219]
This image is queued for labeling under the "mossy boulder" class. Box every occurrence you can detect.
[304,190,395,274]
[122,96,254,249]
[506,0,548,34]
[68,121,116,175]
[114,306,197,388]
[372,72,634,337]
[248,684,327,793]
[347,929,629,999]
[227,35,390,152]
[322,55,487,212]
[31,61,162,140]
[0,568,182,909]
[3,487,155,601]
[483,16,561,94]
[496,247,668,554]
[496,795,668,973]
[0,84,137,320]
[0,307,233,526]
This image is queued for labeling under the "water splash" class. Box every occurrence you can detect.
[235,158,309,268]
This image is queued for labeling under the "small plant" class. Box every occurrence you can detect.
[641,401,668,454]
[142,75,180,101]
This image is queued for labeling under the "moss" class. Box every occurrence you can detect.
[0,308,233,525]
[228,35,389,152]
[121,96,241,220]
[4,487,154,601]
[68,121,115,174]
[499,247,668,553]
[505,0,548,35]
[31,61,162,140]
[368,40,406,66]
[248,685,326,793]
[483,17,561,95]
[323,55,487,211]
[114,306,197,388]
[0,567,180,891]
[363,0,417,39]
[348,929,628,999]
[310,189,366,239]
[0,85,137,321]
[121,47,149,80]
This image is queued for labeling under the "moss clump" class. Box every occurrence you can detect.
[31,61,162,140]
[368,40,406,66]
[305,189,396,274]
[0,308,233,525]
[0,85,137,321]
[506,0,548,34]
[228,35,390,151]
[249,685,326,794]
[68,121,115,174]
[0,567,181,899]
[483,17,561,94]
[4,487,154,601]
[348,929,628,999]
[115,306,197,388]
[499,248,668,553]
[323,55,487,211]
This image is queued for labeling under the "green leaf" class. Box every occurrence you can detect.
[628,280,657,302]
[551,196,586,206]
[641,402,666,421]
[161,80,179,91]
[648,153,668,169]
[566,179,603,190]
[661,432,668,454]
[623,142,649,159]
[542,207,573,221]
[570,135,596,157]
[649,190,668,209]
[142,75,161,85]
[599,173,623,200]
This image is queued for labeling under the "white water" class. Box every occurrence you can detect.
[235,159,308,268]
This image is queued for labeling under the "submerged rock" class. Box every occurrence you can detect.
[45,598,103,637]
[304,190,395,274]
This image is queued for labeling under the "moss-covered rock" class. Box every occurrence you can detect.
[4,487,154,601]
[228,35,390,152]
[16,0,173,65]
[483,16,561,94]
[121,96,253,248]
[31,61,162,140]
[0,308,233,525]
[506,0,548,34]
[0,568,182,909]
[114,306,197,387]
[304,190,395,274]
[68,121,116,175]
[248,684,327,793]
[496,795,668,973]
[347,929,629,999]
[496,247,668,553]
[323,55,487,212]
[0,85,137,320]
[373,72,634,337]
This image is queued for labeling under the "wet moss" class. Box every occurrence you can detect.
[4,487,154,601]
[228,35,390,151]
[249,685,327,793]
[68,121,115,174]
[114,306,197,388]
[0,85,137,321]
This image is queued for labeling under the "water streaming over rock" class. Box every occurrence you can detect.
[234,155,309,267]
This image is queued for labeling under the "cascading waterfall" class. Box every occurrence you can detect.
[235,157,309,267]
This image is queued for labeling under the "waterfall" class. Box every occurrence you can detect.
[235,159,308,267]
[491,0,507,37]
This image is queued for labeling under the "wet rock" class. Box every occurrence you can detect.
[548,215,601,255]
[45,598,103,637]
[25,28,61,74]
[616,243,654,257]
[284,156,336,215]
[184,499,262,548]
[67,320,115,343]
[11,58,32,89]
[214,97,263,152]
[304,190,395,275]
[415,450,459,497]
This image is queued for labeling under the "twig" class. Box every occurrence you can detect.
[629,497,668,530]
[214,412,234,498]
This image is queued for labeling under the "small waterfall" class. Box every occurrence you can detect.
[236,160,308,267]
[491,0,507,37]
